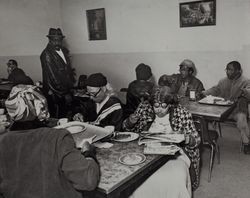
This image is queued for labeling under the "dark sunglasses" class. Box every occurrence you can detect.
[87,88,101,97]
[153,102,168,108]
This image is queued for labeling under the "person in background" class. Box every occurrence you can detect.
[202,61,250,154]
[0,84,100,198]
[73,73,123,131]
[124,63,155,119]
[7,59,34,85]
[40,28,76,118]
[129,86,200,198]
[159,59,204,101]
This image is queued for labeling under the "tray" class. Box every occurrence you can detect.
[198,97,233,106]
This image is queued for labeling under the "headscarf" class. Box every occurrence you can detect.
[5,85,50,122]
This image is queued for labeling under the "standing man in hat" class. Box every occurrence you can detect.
[40,28,75,118]
[73,73,123,131]
[123,63,156,119]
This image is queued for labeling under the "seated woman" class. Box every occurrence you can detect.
[125,86,200,198]
[73,73,123,131]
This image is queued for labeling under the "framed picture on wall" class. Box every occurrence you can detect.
[86,8,107,40]
[179,0,216,27]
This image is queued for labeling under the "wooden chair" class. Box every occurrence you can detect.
[193,116,220,182]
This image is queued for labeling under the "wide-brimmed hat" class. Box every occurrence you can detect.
[46,28,65,38]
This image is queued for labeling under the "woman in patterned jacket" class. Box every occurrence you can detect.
[125,86,200,198]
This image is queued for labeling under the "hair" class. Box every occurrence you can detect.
[153,86,178,105]
[226,61,242,71]
[8,59,18,66]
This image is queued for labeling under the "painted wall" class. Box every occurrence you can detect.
[61,0,250,90]
[0,0,62,82]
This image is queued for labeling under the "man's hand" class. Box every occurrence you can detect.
[128,113,139,124]
[73,113,84,122]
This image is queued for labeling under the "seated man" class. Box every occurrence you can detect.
[203,61,250,154]
[127,86,200,198]
[124,63,155,119]
[158,59,204,100]
[1,84,100,198]
[73,73,123,131]
[7,59,34,85]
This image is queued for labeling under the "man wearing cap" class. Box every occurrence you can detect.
[40,28,75,118]
[73,73,123,131]
[159,59,204,100]
[123,63,155,119]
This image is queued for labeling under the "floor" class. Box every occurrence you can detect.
[193,123,250,198]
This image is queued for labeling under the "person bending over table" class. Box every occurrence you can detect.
[73,73,123,131]
[0,84,100,198]
[124,86,200,198]
[202,61,250,154]
[123,63,155,119]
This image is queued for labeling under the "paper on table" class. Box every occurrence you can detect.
[138,133,185,145]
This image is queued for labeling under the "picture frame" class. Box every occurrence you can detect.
[179,0,216,27]
[86,8,107,40]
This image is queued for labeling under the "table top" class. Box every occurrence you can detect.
[183,100,236,121]
[95,141,170,197]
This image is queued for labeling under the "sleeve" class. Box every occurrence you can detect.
[99,106,123,131]
[242,79,250,100]
[203,81,222,97]
[181,109,201,149]
[41,52,64,94]
[59,132,100,191]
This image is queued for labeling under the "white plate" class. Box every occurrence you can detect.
[65,125,86,134]
[119,153,146,166]
[112,132,139,142]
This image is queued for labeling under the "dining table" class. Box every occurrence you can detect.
[86,140,172,198]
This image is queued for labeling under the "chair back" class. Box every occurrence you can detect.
[193,116,210,145]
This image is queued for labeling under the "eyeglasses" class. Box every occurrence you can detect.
[153,102,168,108]
[87,88,101,97]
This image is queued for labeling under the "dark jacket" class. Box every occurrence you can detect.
[8,68,33,86]
[40,43,75,96]
[124,80,155,119]
[80,96,123,131]
[0,127,100,198]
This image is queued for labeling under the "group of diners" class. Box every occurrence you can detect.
[1,27,250,198]
[1,58,250,198]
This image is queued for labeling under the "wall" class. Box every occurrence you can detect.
[61,0,250,90]
[0,0,62,82]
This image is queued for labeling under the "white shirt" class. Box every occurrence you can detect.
[56,49,67,64]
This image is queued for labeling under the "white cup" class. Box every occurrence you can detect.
[57,118,68,126]
[0,108,5,115]
[0,115,7,122]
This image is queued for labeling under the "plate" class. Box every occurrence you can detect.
[0,122,10,127]
[198,97,233,106]
[112,132,139,142]
[65,125,86,134]
[119,153,146,166]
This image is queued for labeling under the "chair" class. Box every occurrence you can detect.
[193,116,220,182]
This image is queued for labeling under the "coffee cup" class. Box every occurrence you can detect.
[0,115,7,122]
[189,90,196,101]
[57,118,68,126]
[0,108,5,115]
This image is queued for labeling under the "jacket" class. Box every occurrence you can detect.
[40,44,75,96]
